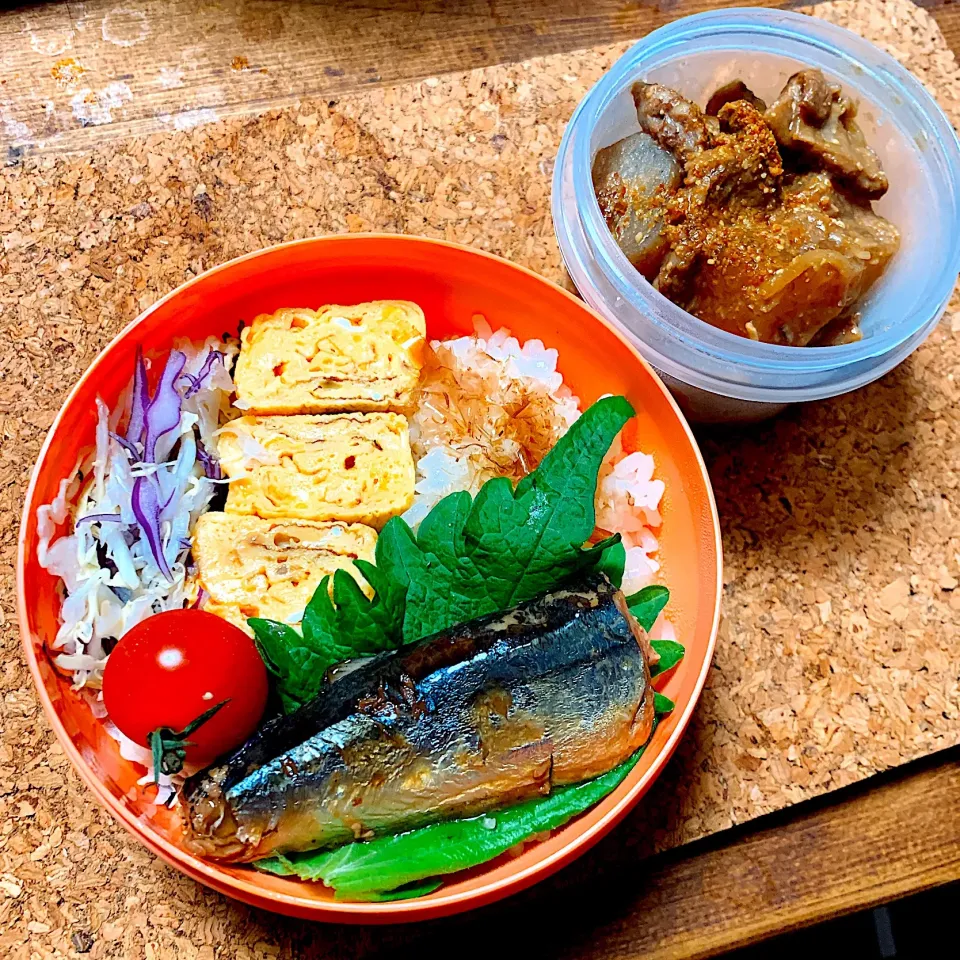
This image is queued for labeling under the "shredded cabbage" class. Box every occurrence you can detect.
[37,336,239,689]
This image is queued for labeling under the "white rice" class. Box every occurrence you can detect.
[403,328,580,528]
[405,326,673,637]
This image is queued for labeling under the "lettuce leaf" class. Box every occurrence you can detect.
[256,743,646,897]
[255,690,678,899]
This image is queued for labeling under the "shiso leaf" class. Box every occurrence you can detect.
[654,692,676,715]
[248,619,328,714]
[596,538,626,588]
[650,639,685,678]
[254,744,645,897]
[626,584,670,632]
[249,528,414,709]
[400,395,633,640]
[251,396,635,711]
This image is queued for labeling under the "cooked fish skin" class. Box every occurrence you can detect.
[180,573,654,862]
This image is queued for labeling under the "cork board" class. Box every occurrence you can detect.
[1,0,958,955]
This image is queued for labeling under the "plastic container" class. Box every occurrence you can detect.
[18,235,722,922]
[553,8,960,422]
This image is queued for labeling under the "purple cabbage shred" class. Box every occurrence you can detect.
[142,350,186,462]
[125,347,149,445]
[76,513,123,525]
[131,475,173,581]
[109,432,140,459]
[196,439,222,480]
[119,346,223,579]
[180,349,224,399]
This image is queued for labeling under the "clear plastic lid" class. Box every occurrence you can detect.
[553,9,960,404]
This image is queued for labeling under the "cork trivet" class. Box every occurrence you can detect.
[1,0,958,954]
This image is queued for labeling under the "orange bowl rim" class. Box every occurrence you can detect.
[16,234,723,921]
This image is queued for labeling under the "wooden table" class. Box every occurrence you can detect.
[2,1,958,956]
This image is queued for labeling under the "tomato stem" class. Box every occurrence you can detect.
[148,699,230,777]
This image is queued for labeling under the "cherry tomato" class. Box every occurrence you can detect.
[102,610,268,772]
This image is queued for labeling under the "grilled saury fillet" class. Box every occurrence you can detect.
[180,572,655,862]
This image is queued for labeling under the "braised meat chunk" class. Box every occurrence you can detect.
[764,69,888,200]
[632,81,715,159]
[705,80,767,116]
[593,70,899,346]
[677,173,899,345]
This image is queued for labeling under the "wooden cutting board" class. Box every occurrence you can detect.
[0,0,958,954]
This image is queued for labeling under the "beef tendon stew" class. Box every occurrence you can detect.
[592,70,900,346]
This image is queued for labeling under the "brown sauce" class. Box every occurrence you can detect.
[592,70,899,347]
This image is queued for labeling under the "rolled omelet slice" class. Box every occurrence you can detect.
[234,301,426,414]
[219,412,414,529]
[192,513,377,635]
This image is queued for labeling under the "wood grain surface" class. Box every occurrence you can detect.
[2,1,960,155]
[281,745,959,960]
[0,0,832,157]
[1,0,960,957]
[537,746,960,960]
